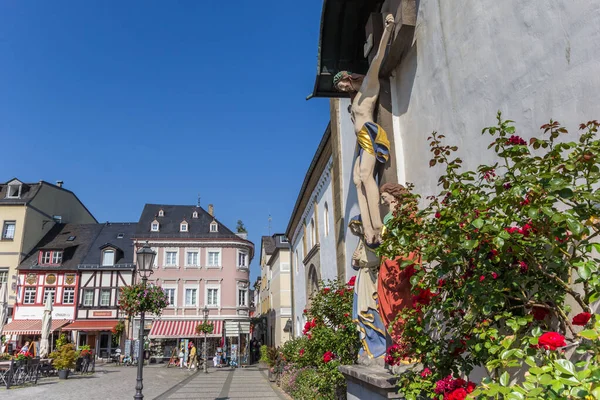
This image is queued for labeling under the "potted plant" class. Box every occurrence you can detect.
[50,343,78,379]
[79,345,93,360]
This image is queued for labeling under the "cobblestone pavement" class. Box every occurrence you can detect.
[0,364,287,400]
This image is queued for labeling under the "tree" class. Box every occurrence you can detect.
[236,220,247,233]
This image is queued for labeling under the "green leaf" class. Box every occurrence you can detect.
[557,188,574,198]
[567,219,584,236]
[578,265,592,280]
[558,377,580,386]
[589,291,600,303]
[500,371,510,386]
[527,208,539,219]
[472,218,484,229]
[506,392,524,400]
[554,359,576,376]
[578,329,599,340]
[463,240,479,249]
[538,374,553,385]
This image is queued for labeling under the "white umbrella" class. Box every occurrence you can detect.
[39,293,53,358]
[0,283,7,338]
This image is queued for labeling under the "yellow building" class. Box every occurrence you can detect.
[257,234,291,347]
[0,178,96,313]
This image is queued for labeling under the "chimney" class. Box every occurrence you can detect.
[208,204,214,217]
[56,180,64,188]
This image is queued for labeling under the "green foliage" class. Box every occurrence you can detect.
[260,345,269,363]
[379,116,600,398]
[195,322,214,335]
[277,278,359,399]
[56,333,68,348]
[236,220,248,233]
[118,283,169,316]
[49,343,78,370]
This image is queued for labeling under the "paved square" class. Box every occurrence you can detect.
[0,364,287,400]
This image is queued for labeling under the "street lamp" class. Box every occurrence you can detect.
[134,242,156,400]
[203,305,209,373]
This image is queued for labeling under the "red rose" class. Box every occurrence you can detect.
[421,367,432,378]
[507,135,526,146]
[466,381,476,393]
[299,349,305,357]
[435,212,441,219]
[445,388,468,400]
[518,261,528,272]
[323,351,335,363]
[491,272,498,279]
[347,276,356,287]
[322,288,330,294]
[344,313,350,318]
[572,312,592,326]
[303,309,307,314]
[412,288,435,308]
[538,332,566,351]
[532,307,549,321]
[479,275,485,282]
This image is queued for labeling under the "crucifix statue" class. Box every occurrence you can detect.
[333,14,395,246]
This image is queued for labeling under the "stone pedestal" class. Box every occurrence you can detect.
[340,364,412,399]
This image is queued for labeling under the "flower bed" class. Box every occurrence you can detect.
[379,116,600,398]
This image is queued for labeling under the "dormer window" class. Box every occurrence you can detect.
[39,250,62,266]
[158,209,164,217]
[6,180,22,199]
[151,220,159,232]
[180,221,188,232]
[117,233,124,239]
[102,249,115,266]
[210,221,218,233]
[192,210,198,219]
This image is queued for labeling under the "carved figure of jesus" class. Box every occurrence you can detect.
[333,14,395,245]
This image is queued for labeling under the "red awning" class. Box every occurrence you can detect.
[2,319,71,335]
[149,319,223,339]
[62,320,120,331]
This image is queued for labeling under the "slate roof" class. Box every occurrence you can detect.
[133,204,250,242]
[79,222,137,268]
[0,178,97,222]
[0,179,42,205]
[261,236,276,255]
[17,224,103,271]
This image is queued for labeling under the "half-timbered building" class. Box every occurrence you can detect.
[63,222,136,358]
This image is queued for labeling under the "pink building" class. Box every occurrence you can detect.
[132,204,253,362]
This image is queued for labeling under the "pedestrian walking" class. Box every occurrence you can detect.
[188,342,198,371]
[178,346,185,368]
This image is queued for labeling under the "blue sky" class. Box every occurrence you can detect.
[0,1,330,281]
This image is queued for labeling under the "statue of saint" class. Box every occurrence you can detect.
[334,14,395,246]
[378,183,420,341]
[349,216,387,360]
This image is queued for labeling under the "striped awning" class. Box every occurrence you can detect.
[149,319,223,339]
[63,320,120,331]
[2,319,71,335]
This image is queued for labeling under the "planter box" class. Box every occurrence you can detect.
[58,369,70,380]
[339,364,414,400]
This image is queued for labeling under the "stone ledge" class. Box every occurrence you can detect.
[339,364,414,399]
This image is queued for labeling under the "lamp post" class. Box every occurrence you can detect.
[203,305,209,373]
[134,242,156,400]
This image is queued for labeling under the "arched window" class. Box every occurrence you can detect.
[324,203,330,237]
[308,265,319,299]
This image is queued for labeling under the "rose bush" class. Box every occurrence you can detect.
[379,115,600,398]
[119,283,169,316]
[277,278,359,399]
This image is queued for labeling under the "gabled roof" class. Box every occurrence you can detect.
[134,204,250,241]
[0,179,97,222]
[17,224,103,271]
[80,223,137,268]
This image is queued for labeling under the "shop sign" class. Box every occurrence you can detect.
[93,311,112,317]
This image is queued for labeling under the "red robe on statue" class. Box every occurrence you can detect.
[377,253,420,340]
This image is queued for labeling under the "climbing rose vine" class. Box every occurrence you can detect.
[380,115,600,398]
[119,283,169,316]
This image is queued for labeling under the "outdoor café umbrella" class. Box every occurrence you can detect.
[0,283,7,336]
[39,293,53,358]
